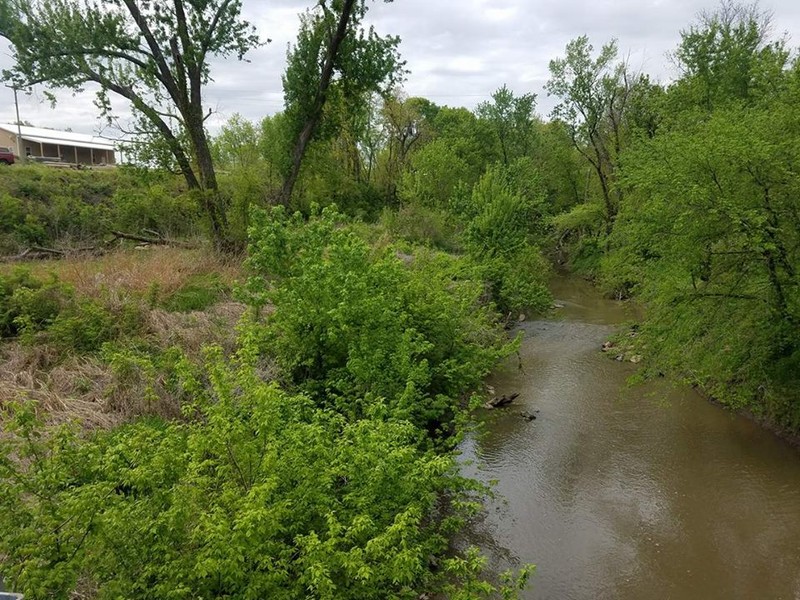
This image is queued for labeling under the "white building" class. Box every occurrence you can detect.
[0,124,116,165]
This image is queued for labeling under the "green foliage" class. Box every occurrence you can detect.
[527,120,589,213]
[551,202,608,276]
[0,367,479,599]
[546,35,635,226]
[546,35,621,143]
[671,1,789,112]
[283,1,403,146]
[0,166,197,252]
[379,204,463,252]
[0,268,72,337]
[109,184,199,238]
[244,206,513,432]
[462,162,551,315]
[0,267,143,352]
[476,84,537,166]
[212,113,262,169]
[432,107,500,179]
[608,100,800,430]
[551,202,607,235]
[162,274,229,313]
[46,299,123,353]
[398,138,471,208]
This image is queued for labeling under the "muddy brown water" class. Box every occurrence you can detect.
[461,276,800,600]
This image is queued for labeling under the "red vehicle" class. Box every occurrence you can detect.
[0,147,15,165]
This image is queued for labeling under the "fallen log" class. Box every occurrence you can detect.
[0,248,33,263]
[485,392,520,409]
[30,245,66,256]
[0,231,196,263]
[110,231,196,249]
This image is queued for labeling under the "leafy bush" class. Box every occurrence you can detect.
[0,166,194,251]
[550,202,608,277]
[46,299,143,353]
[398,139,472,208]
[0,268,143,352]
[162,273,229,313]
[0,269,73,337]
[110,185,200,238]
[244,206,513,432]
[462,164,551,315]
[0,364,527,600]
[379,204,463,252]
[472,247,552,317]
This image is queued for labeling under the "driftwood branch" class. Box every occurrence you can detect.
[0,248,33,262]
[109,231,197,248]
[30,245,66,256]
[0,232,197,262]
[0,246,94,262]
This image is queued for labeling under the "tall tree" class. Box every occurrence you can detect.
[475,84,537,166]
[380,93,435,200]
[213,113,261,170]
[546,36,632,227]
[0,0,260,248]
[279,0,403,207]
[671,0,789,112]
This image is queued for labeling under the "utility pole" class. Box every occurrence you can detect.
[5,83,23,162]
[12,86,22,162]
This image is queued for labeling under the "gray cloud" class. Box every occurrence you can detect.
[0,0,799,136]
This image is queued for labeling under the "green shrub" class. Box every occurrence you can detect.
[398,139,472,208]
[46,300,124,353]
[379,204,463,252]
[0,268,142,351]
[0,165,192,249]
[473,247,552,317]
[0,269,73,337]
[0,365,527,600]
[463,164,551,315]
[162,274,228,312]
[244,206,513,432]
[111,185,200,238]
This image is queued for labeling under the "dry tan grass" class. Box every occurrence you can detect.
[0,248,250,428]
[0,247,243,300]
[146,301,246,358]
[0,346,121,429]
[0,299,247,428]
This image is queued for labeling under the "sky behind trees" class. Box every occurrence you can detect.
[1,0,799,136]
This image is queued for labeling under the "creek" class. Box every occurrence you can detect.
[461,276,800,600]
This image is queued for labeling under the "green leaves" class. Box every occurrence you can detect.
[244,205,512,431]
[607,99,800,429]
[0,360,486,599]
[671,2,789,112]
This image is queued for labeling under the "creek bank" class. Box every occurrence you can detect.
[599,322,800,448]
[462,274,800,600]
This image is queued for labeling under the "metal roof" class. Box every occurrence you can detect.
[0,124,116,150]
[22,134,115,152]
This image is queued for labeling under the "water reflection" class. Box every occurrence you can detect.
[462,277,800,600]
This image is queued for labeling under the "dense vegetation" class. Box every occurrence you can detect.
[1,0,799,597]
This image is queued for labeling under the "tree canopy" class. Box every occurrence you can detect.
[0,0,261,247]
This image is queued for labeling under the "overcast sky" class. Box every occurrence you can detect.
[1,0,799,137]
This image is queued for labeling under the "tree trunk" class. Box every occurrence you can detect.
[186,86,231,251]
[278,0,358,207]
